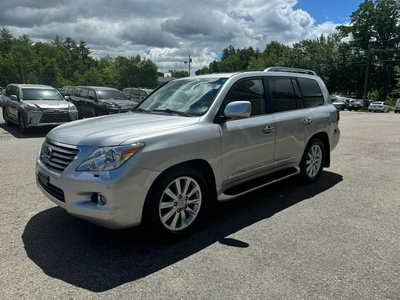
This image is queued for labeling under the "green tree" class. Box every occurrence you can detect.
[337,0,400,99]
[169,70,189,78]
[0,27,14,56]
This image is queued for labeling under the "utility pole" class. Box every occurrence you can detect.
[363,44,371,101]
[184,55,192,76]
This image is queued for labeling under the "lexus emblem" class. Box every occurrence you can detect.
[45,147,52,160]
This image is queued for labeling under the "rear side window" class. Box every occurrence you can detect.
[298,78,324,107]
[268,78,298,112]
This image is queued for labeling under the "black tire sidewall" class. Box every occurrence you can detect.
[19,114,26,133]
[3,109,11,126]
[143,167,209,240]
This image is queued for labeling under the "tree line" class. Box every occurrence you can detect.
[1,0,400,102]
[0,30,159,90]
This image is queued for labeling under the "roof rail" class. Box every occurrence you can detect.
[264,67,317,76]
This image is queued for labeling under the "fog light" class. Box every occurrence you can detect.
[98,194,107,206]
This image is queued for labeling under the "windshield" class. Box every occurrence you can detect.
[22,89,63,100]
[137,77,227,116]
[98,90,128,100]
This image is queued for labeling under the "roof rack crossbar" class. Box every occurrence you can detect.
[264,67,317,76]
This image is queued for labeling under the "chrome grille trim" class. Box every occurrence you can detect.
[40,138,79,172]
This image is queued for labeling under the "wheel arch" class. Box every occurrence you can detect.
[306,132,330,168]
[141,159,217,222]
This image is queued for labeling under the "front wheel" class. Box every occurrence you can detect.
[300,138,325,183]
[3,109,12,126]
[19,114,28,134]
[143,167,209,241]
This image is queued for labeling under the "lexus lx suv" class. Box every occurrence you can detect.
[36,67,340,240]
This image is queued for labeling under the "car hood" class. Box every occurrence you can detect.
[47,112,200,146]
[25,100,72,109]
[101,99,138,109]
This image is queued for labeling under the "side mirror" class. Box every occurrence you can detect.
[224,101,251,120]
[10,95,18,101]
[64,95,70,101]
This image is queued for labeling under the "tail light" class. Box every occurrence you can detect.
[336,109,340,122]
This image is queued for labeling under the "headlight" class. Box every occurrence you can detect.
[68,104,77,112]
[105,102,119,109]
[77,143,145,171]
[24,104,40,112]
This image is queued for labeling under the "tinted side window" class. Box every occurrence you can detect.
[88,89,96,100]
[268,78,297,112]
[80,88,89,98]
[224,78,266,117]
[6,86,12,97]
[73,88,81,96]
[298,78,324,107]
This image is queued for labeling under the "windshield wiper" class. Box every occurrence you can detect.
[135,108,149,113]
[152,109,192,117]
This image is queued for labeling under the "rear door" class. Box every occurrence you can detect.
[267,77,313,168]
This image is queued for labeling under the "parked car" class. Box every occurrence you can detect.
[2,84,78,133]
[36,67,340,240]
[69,86,139,118]
[332,98,347,110]
[348,99,364,111]
[368,101,390,112]
[122,87,153,103]
[0,87,4,107]
[58,86,76,97]
[395,98,400,113]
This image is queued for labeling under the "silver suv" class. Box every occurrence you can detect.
[35,68,340,240]
[2,84,78,133]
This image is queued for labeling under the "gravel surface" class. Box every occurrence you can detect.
[0,109,399,299]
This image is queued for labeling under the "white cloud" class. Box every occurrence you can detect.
[0,0,344,74]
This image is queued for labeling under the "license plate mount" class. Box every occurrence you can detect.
[37,170,49,187]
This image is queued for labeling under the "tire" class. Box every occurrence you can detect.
[3,109,12,126]
[143,167,209,241]
[19,114,28,134]
[300,138,325,183]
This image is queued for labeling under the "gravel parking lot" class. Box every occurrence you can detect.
[0,109,399,299]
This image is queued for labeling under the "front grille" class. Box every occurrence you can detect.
[38,179,65,202]
[41,112,71,123]
[40,138,79,172]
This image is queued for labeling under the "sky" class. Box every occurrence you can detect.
[0,0,364,75]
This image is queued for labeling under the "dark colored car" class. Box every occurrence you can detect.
[332,99,347,110]
[58,86,76,97]
[122,87,153,103]
[69,86,139,118]
[348,99,364,111]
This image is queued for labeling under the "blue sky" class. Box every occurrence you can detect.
[295,0,362,24]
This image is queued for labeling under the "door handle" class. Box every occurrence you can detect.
[303,118,313,125]
[262,125,274,134]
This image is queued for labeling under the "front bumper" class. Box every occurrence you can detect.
[35,151,160,229]
[25,111,79,128]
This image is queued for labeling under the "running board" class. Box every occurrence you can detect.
[218,166,300,201]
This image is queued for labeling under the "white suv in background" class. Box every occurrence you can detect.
[36,67,340,240]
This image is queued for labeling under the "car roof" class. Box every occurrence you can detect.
[9,83,54,89]
[75,86,120,91]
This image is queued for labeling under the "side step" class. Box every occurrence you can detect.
[218,166,300,201]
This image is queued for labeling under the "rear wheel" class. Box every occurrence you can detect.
[143,167,209,241]
[300,138,325,183]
